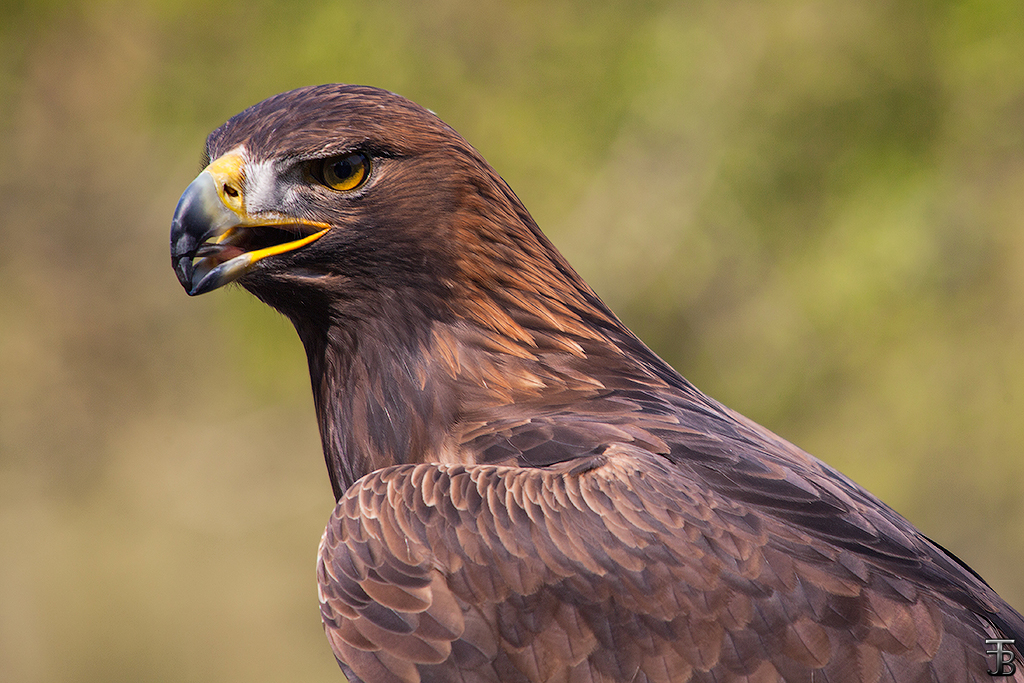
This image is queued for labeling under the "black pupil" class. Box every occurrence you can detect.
[332,157,355,180]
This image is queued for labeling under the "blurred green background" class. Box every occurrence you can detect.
[2,0,1023,681]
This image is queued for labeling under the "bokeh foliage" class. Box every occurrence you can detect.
[2,1,1023,681]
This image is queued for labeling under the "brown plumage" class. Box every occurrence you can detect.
[170,84,1023,683]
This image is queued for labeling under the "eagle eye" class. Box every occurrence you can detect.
[310,152,370,192]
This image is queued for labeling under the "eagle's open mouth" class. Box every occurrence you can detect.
[200,224,318,264]
[176,224,330,296]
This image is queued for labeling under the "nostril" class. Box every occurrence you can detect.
[223,184,239,198]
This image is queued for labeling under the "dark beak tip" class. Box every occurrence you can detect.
[171,248,209,296]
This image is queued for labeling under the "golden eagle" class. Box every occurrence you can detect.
[171,84,1023,683]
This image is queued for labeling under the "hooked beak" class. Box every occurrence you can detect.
[170,150,330,295]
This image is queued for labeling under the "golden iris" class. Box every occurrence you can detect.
[311,152,370,191]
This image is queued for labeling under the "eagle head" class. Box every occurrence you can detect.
[170,84,552,327]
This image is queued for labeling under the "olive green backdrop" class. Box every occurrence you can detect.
[2,1,1023,681]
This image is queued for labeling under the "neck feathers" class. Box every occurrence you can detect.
[297,259,636,499]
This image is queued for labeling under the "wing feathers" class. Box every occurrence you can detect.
[318,450,1020,682]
